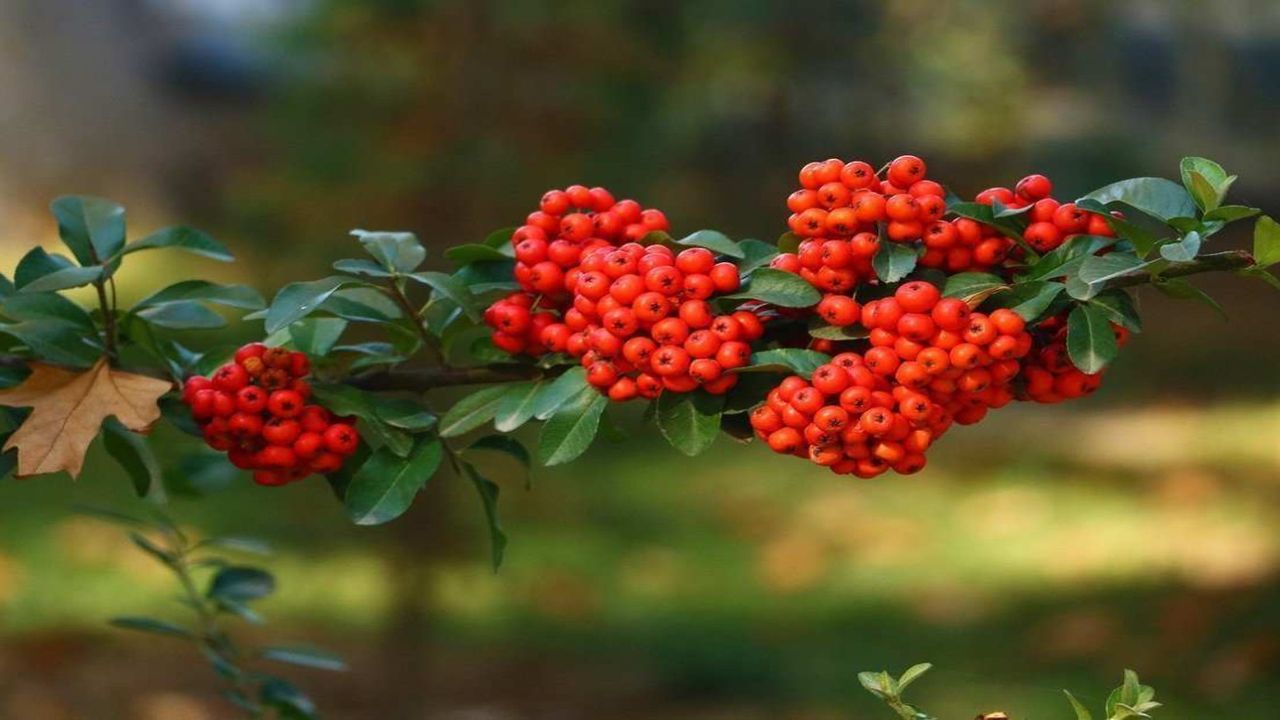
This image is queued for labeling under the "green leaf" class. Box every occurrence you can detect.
[259,678,317,720]
[466,435,531,469]
[109,616,193,639]
[445,244,511,265]
[1089,289,1142,332]
[494,381,541,432]
[538,388,607,465]
[121,226,232,261]
[13,247,74,289]
[741,348,831,375]
[345,437,443,525]
[807,322,869,341]
[1079,177,1196,222]
[50,195,126,264]
[1066,303,1117,374]
[1019,235,1116,282]
[532,367,589,420]
[989,281,1066,322]
[18,265,103,293]
[482,226,516,248]
[259,646,348,672]
[1238,266,1280,291]
[1063,691,1094,720]
[320,287,403,323]
[655,392,724,456]
[462,462,508,571]
[1203,205,1258,223]
[1154,277,1225,318]
[207,567,276,602]
[1066,253,1149,301]
[265,277,351,333]
[0,274,12,298]
[1158,231,1200,262]
[133,280,264,311]
[737,238,779,273]
[942,272,1005,301]
[1253,215,1280,267]
[102,417,162,498]
[872,241,919,283]
[288,318,348,355]
[1120,669,1142,707]
[0,292,95,330]
[374,398,436,431]
[723,267,821,308]
[1074,199,1162,257]
[676,229,745,259]
[857,671,890,699]
[453,260,519,294]
[408,271,481,321]
[1180,156,1234,212]
[0,319,103,367]
[332,258,394,278]
[439,385,509,438]
[135,301,226,329]
[776,231,801,254]
[897,663,932,691]
[350,229,426,273]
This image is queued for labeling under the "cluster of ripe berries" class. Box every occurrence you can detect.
[182,344,360,486]
[485,186,764,400]
[772,156,1117,283]
[749,281,1034,477]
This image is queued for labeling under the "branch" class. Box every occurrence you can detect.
[347,363,569,391]
[1109,249,1256,289]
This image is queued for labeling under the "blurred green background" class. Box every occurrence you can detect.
[0,1,1278,718]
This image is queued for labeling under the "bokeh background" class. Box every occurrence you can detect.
[1,1,1279,718]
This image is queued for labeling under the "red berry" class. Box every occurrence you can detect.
[267,390,305,418]
[323,424,360,455]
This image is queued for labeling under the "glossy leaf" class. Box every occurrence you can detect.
[741,348,831,375]
[466,434,530,469]
[737,238,779,273]
[351,229,426,273]
[439,385,508,437]
[723,267,821,307]
[872,241,919,283]
[538,388,607,465]
[532,367,589,420]
[493,381,541,432]
[943,272,1005,301]
[373,398,436,431]
[0,292,95,330]
[408,271,481,321]
[1019,235,1116,282]
[676,229,745,258]
[51,195,127,264]
[1154,277,1225,318]
[345,437,443,525]
[19,265,103,294]
[1254,215,1280,267]
[288,318,348,355]
[1203,205,1258,223]
[1079,177,1196,221]
[13,247,74,289]
[122,226,232,261]
[444,243,510,264]
[0,319,103,367]
[1088,289,1142,332]
[1063,691,1094,720]
[332,258,394,278]
[102,417,163,498]
[133,280,264,311]
[655,391,724,456]
[259,678,317,720]
[259,646,348,672]
[110,616,193,639]
[1158,231,1200,262]
[207,566,276,602]
[1180,156,1234,212]
[135,301,226,329]
[1066,253,1149,300]
[265,277,351,333]
[462,461,507,571]
[1066,303,1117,374]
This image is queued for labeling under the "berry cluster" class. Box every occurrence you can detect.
[1019,312,1129,404]
[487,185,670,355]
[485,187,764,400]
[967,174,1115,257]
[182,344,359,486]
[749,282,1032,477]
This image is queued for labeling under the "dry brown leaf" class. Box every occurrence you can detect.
[0,359,173,478]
